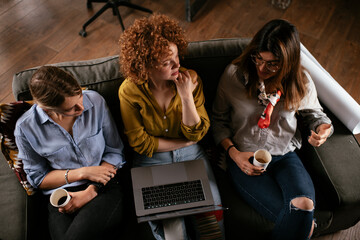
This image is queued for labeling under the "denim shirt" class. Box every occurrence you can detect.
[15,90,126,194]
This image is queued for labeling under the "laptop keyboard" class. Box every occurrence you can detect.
[142,180,205,209]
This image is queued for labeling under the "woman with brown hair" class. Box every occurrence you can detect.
[15,66,126,240]
[119,14,223,240]
[212,19,332,239]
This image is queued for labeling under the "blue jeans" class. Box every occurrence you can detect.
[133,144,223,240]
[227,151,315,240]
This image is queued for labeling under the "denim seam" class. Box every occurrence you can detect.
[235,179,278,220]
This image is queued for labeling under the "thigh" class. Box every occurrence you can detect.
[64,180,124,240]
[270,152,315,203]
[48,201,74,240]
[133,144,207,166]
[174,144,208,163]
[227,157,283,222]
[133,150,173,167]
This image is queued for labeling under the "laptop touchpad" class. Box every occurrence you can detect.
[151,163,187,185]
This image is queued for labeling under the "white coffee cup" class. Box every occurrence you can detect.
[50,188,71,208]
[253,149,272,170]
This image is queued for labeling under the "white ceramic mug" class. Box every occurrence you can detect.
[50,188,71,208]
[253,149,272,170]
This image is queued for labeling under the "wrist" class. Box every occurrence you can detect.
[180,93,194,103]
[65,169,70,184]
[86,185,98,198]
[89,182,104,193]
[226,145,236,156]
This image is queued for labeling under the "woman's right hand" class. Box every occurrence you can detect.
[79,165,117,185]
[59,185,98,214]
[228,147,264,176]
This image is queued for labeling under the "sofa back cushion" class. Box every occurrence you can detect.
[12,38,251,122]
[12,55,124,124]
[182,38,251,112]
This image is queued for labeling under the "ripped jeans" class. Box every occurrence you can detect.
[227,151,315,240]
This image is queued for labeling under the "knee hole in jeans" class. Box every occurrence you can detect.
[291,197,314,211]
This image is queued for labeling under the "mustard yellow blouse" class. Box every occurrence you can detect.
[118,71,210,157]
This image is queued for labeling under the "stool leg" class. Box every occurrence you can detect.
[80,2,112,37]
[112,6,125,31]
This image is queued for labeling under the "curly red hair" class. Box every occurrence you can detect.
[119,14,187,83]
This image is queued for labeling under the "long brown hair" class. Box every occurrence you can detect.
[30,66,82,109]
[233,19,307,110]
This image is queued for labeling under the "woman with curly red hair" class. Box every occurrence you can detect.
[119,14,223,240]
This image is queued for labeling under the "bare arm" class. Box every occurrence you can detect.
[39,164,117,190]
[174,70,200,126]
[156,138,196,152]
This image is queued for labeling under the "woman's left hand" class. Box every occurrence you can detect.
[173,69,198,98]
[308,123,332,147]
[59,185,97,214]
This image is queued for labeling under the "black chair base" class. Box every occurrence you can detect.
[79,0,152,37]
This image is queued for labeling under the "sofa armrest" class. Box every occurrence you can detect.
[0,153,27,240]
[298,106,360,210]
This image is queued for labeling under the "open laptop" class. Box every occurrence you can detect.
[131,159,223,223]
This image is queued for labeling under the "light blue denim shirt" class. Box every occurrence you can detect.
[15,90,126,194]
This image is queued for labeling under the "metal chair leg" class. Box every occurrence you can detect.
[79,0,152,37]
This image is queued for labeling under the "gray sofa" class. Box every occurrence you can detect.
[1,38,359,240]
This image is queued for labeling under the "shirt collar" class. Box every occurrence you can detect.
[36,92,93,124]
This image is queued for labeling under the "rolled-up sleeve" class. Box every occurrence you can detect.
[101,99,126,168]
[298,71,333,136]
[15,130,50,188]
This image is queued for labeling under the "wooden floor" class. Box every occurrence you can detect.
[0,0,359,239]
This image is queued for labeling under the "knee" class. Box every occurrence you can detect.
[291,197,314,211]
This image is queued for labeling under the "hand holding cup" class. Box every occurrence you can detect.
[253,149,272,170]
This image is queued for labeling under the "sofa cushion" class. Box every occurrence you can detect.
[12,56,125,130]
[0,101,35,195]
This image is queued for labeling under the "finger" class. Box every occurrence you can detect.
[177,72,183,81]
[318,128,331,138]
[318,123,332,132]
[250,166,265,175]
[181,69,190,79]
[309,137,322,147]
[308,137,317,146]
[310,130,322,140]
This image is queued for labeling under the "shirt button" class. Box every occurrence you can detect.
[163,116,167,119]
[165,129,169,132]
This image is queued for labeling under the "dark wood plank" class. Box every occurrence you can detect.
[0,0,22,15]
[283,0,335,40]
[0,0,47,33]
